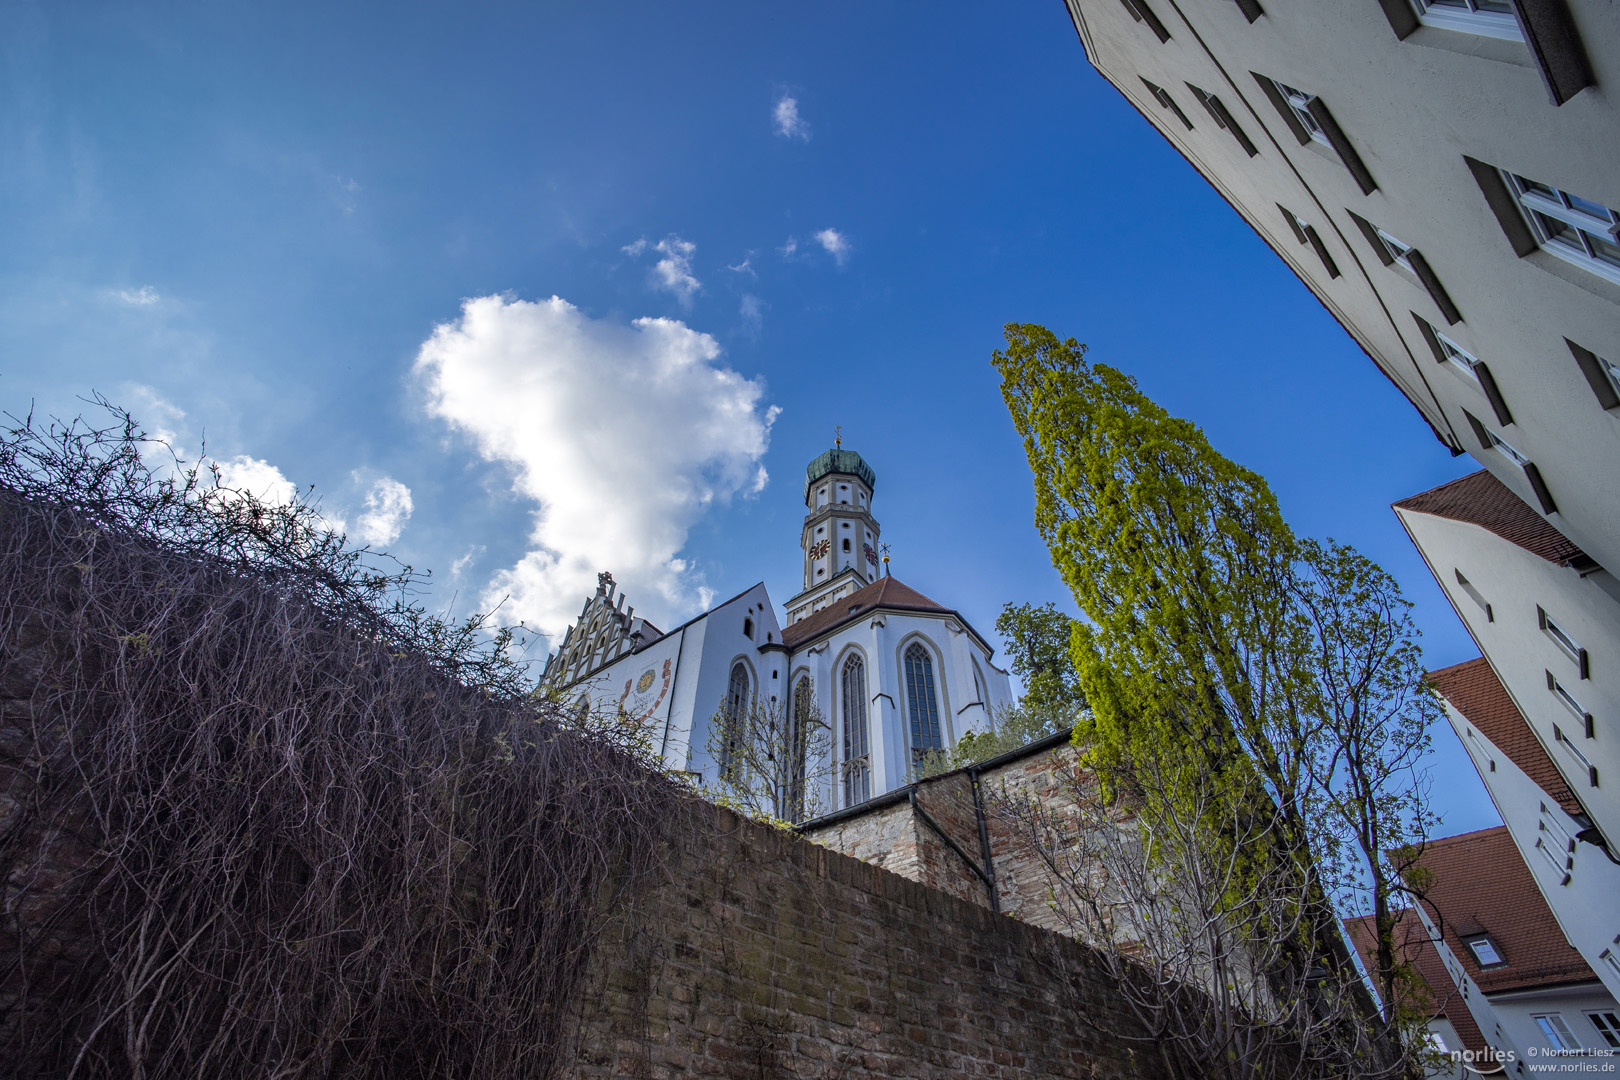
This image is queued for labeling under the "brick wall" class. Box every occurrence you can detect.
[571,798,1166,1079]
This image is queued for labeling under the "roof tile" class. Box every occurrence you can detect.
[1413,826,1594,995]
[1394,470,1583,564]
[1429,658,1583,817]
[780,576,952,649]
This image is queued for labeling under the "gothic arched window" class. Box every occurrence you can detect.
[788,676,813,823]
[719,662,749,781]
[743,616,754,639]
[972,659,988,706]
[904,642,943,769]
[841,655,871,806]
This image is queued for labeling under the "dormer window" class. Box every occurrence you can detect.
[1463,935,1507,968]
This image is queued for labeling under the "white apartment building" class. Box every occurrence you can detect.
[1354,828,1620,1073]
[1430,656,1620,1003]
[1395,471,1619,871]
[1063,0,1620,575]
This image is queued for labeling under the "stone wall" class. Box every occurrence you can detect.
[571,797,1166,1080]
[801,737,1108,940]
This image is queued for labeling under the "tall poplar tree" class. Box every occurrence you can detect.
[993,324,1433,1070]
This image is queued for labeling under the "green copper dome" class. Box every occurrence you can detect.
[803,448,876,501]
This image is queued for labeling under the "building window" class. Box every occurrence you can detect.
[1269,79,1330,145]
[1604,948,1620,981]
[1534,1014,1582,1052]
[1186,83,1259,156]
[1464,935,1507,968]
[1278,204,1341,278]
[1547,672,1592,732]
[1589,1011,1620,1050]
[1434,330,1482,379]
[1375,227,1418,273]
[841,656,871,806]
[1140,77,1194,130]
[1454,569,1493,622]
[1538,607,1587,670]
[1485,427,1530,467]
[719,662,750,781]
[1538,804,1574,877]
[842,538,851,552]
[973,659,989,706]
[1554,724,1598,785]
[1503,172,1620,285]
[903,643,944,769]
[1410,0,1522,40]
[743,617,754,639]
[787,676,813,823]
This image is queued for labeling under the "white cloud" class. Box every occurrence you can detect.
[414,295,779,639]
[624,234,702,305]
[450,545,484,579]
[815,228,851,266]
[780,236,798,257]
[216,455,299,506]
[773,95,811,140]
[726,254,756,276]
[739,294,765,333]
[651,235,700,305]
[351,474,413,547]
[118,286,160,306]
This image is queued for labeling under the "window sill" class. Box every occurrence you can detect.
[1406,24,1533,68]
[1523,248,1620,307]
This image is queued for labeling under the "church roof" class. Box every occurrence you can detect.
[1393,470,1584,565]
[804,448,877,501]
[779,575,954,650]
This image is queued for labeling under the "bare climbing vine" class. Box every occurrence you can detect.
[0,403,677,1079]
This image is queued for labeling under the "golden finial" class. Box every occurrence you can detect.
[834,425,842,449]
[879,542,891,576]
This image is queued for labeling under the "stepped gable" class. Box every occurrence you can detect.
[779,575,951,649]
[1345,910,1492,1056]
[1429,658,1583,816]
[1415,826,1595,995]
[1394,470,1583,564]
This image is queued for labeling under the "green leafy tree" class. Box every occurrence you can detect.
[996,601,1087,724]
[994,324,1434,1074]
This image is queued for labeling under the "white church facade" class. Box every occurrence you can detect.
[541,445,1014,815]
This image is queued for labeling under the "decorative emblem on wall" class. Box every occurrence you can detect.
[863,544,877,566]
[619,658,674,724]
[809,539,831,559]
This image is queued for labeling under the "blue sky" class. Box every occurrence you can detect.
[1,2,1491,828]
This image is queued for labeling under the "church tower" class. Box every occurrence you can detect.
[784,441,881,625]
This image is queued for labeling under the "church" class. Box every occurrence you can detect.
[541,443,1013,815]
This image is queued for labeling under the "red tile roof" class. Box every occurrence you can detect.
[780,575,954,649]
[1429,658,1583,817]
[1345,911,1492,1056]
[1413,827,1594,995]
[1394,470,1583,564]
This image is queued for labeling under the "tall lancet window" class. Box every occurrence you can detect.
[719,662,749,782]
[788,676,813,823]
[841,655,871,806]
[903,643,943,769]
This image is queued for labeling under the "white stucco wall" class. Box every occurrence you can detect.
[1065,0,1620,577]
[1442,696,1620,1002]
[1399,507,1620,852]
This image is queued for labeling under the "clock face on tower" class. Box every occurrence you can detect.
[864,544,877,566]
[809,539,831,559]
